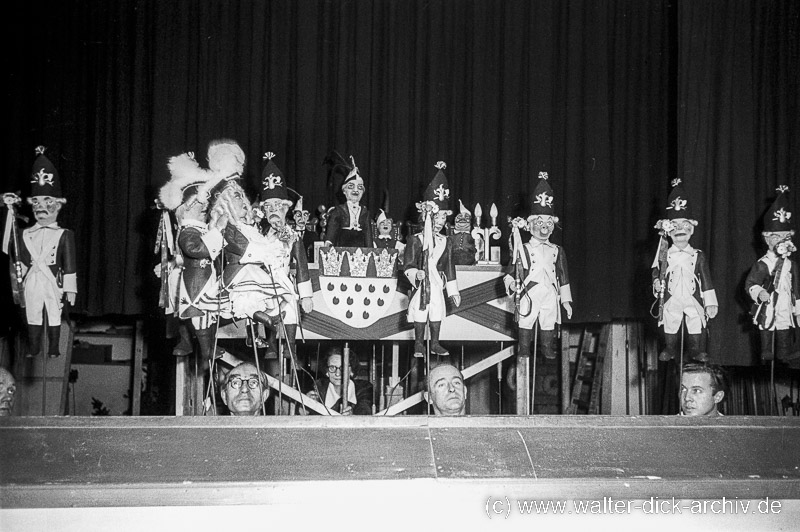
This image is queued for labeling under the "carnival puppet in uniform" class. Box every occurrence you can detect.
[292,196,318,262]
[13,147,77,358]
[325,156,373,248]
[450,200,478,266]
[205,152,313,357]
[651,178,718,362]
[373,209,404,252]
[503,172,572,360]
[403,162,461,358]
[157,143,234,361]
[744,185,799,362]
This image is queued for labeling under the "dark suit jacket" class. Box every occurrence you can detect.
[326,203,373,248]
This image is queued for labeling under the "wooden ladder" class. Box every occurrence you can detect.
[567,325,609,414]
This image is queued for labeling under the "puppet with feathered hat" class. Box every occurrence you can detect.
[323,153,373,248]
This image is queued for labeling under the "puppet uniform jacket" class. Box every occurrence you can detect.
[503,239,571,330]
[175,220,223,320]
[325,203,373,248]
[745,253,799,330]
[403,232,458,322]
[20,224,77,326]
[449,231,477,266]
[651,244,718,331]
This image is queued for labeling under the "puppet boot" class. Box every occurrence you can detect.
[686,332,708,363]
[539,329,558,360]
[47,326,61,358]
[172,324,193,357]
[193,326,220,361]
[760,330,775,362]
[659,333,679,361]
[283,324,298,364]
[776,329,799,361]
[26,325,43,358]
[413,322,426,358]
[517,327,532,358]
[429,321,449,356]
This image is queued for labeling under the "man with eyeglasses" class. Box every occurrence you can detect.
[306,347,373,415]
[425,364,467,416]
[220,362,269,416]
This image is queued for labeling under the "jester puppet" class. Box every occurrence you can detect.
[403,162,461,358]
[157,140,241,360]
[744,185,799,363]
[325,156,373,248]
[504,172,572,360]
[450,200,478,266]
[651,179,718,362]
[7,147,78,358]
[204,151,312,357]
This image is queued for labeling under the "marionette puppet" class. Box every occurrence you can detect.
[291,196,318,262]
[2,147,78,358]
[157,144,233,361]
[403,162,461,358]
[651,178,718,362]
[449,200,478,266]
[744,185,799,363]
[205,151,313,358]
[373,208,404,252]
[325,156,373,248]
[503,172,572,360]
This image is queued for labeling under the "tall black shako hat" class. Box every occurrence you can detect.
[763,185,794,232]
[529,171,555,217]
[422,161,452,214]
[30,146,63,198]
[259,152,292,206]
[664,178,694,220]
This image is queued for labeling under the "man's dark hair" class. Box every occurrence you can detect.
[682,363,727,397]
[326,346,359,374]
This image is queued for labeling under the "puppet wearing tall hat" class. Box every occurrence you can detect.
[292,196,319,261]
[744,185,799,362]
[450,200,478,266]
[15,147,77,357]
[651,178,718,362]
[325,155,373,248]
[373,190,404,253]
[157,143,229,361]
[403,162,461,358]
[503,172,572,360]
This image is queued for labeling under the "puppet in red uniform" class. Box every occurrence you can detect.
[651,179,718,362]
[745,185,799,362]
[503,172,572,359]
[10,147,78,358]
[403,162,461,358]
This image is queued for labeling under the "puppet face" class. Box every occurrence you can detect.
[177,194,207,224]
[29,196,63,225]
[221,363,268,416]
[454,213,472,232]
[763,230,794,251]
[680,372,723,417]
[293,209,309,227]
[377,218,394,236]
[527,215,555,242]
[261,198,289,228]
[427,365,466,416]
[342,181,364,203]
[432,211,448,234]
[668,218,696,247]
[0,369,16,417]
[214,183,251,223]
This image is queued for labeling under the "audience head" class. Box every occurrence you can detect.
[425,364,467,416]
[220,362,269,416]
[680,363,726,416]
[325,346,359,388]
[0,368,16,417]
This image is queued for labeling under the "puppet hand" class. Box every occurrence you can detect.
[153,264,162,278]
[301,297,313,314]
[706,305,718,319]
[653,279,662,294]
[415,270,426,281]
[563,302,573,319]
[210,209,229,231]
[307,390,320,402]
[504,277,517,295]
[451,294,461,307]
[66,292,76,305]
[758,290,770,303]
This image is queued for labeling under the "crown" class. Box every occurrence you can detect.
[373,249,397,278]
[320,247,344,276]
[347,248,370,278]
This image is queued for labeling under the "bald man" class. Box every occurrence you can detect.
[0,368,16,416]
[220,362,270,416]
[425,364,467,416]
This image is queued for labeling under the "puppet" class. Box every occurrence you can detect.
[744,185,799,362]
[10,147,77,358]
[325,156,373,248]
[292,196,318,262]
[403,162,461,358]
[651,178,718,362]
[449,200,478,266]
[503,172,572,359]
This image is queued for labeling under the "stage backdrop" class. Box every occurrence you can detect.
[2,0,798,365]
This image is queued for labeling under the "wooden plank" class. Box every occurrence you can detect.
[589,325,610,414]
[560,326,571,414]
[131,320,144,416]
[601,323,627,415]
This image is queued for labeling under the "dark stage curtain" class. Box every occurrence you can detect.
[3,1,798,365]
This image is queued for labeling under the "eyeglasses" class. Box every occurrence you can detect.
[227,376,261,390]
[327,365,342,375]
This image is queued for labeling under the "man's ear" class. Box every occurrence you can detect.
[713,390,724,405]
[423,391,430,404]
